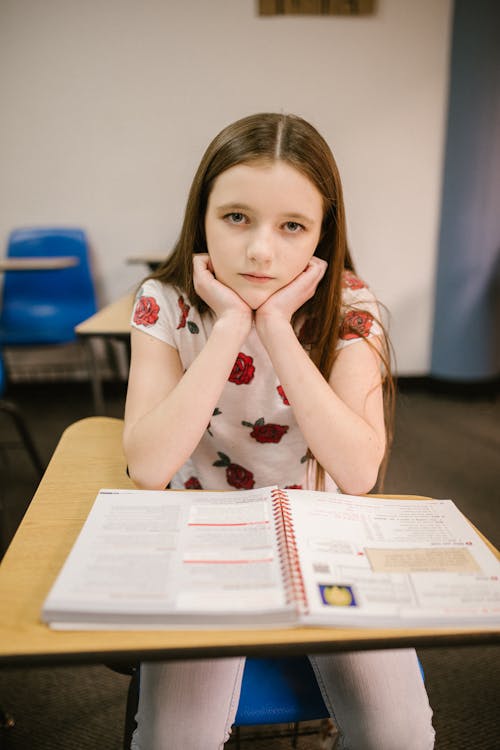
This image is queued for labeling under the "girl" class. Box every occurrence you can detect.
[124,113,435,749]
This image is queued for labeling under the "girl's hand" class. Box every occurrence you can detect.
[255,257,327,328]
[193,254,253,331]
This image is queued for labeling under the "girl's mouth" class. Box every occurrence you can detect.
[241,273,273,283]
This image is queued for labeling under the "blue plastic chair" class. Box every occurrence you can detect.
[233,656,328,748]
[0,227,97,345]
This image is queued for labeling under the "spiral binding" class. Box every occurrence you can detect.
[271,488,309,615]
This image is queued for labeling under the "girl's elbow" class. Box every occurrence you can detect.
[126,460,173,491]
[340,456,384,496]
[341,472,377,497]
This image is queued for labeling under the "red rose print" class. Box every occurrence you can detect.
[177,296,190,329]
[184,476,202,490]
[277,385,290,405]
[133,296,160,327]
[340,310,374,340]
[213,452,255,490]
[226,463,255,489]
[242,417,289,444]
[342,271,366,290]
[229,352,255,385]
[176,295,199,334]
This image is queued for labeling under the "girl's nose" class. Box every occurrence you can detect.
[247,228,273,264]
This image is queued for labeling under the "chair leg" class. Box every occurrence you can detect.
[0,399,45,477]
[123,668,140,750]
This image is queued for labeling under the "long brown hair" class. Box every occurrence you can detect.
[149,113,394,489]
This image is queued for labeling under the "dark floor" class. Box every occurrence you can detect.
[0,378,499,749]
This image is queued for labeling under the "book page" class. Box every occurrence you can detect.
[42,486,293,628]
[285,491,500,627]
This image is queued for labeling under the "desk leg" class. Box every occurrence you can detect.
[83,338,105,415]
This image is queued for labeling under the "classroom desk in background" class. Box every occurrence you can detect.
[126,254,166,271]
[0,257,79,272]
[75,292,135,415]
[0,416,498,668]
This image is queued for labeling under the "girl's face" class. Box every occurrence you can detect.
[204,160,324,310]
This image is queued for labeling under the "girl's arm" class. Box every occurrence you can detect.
[255,259,386,495]
[123,255,252,489]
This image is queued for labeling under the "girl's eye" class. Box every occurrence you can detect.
[283,221,304,233]
[224,212,247,225]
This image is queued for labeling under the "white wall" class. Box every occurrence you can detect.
[0,0,452,374]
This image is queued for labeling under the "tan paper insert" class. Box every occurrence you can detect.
[365,547,481,574]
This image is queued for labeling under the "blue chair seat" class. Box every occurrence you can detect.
[235,656,327,726]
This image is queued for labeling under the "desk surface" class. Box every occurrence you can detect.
[0,256,79,272]
[75,291,135,337]
[0,417,498,667]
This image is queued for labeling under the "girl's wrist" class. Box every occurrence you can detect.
[213,309,253,339]
[254,312,294,344]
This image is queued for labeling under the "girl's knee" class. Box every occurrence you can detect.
[339,704,435,750]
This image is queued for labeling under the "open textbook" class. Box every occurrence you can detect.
[41,487,500,630]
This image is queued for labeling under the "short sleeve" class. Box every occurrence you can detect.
[130,279,178,348]
[337,270,383,350]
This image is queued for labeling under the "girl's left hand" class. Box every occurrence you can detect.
[255,257,327,326]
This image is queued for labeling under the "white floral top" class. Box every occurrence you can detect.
[130,270,381,492]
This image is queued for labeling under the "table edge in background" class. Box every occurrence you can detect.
[75,291,135,338]
[0,256,79,272]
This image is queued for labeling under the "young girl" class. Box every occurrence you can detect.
[124,113,435,750]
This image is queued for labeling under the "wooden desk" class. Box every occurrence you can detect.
[0,417,498,668]
[75,291,134,339]
[75,292,134,415]
[0,257,79,272]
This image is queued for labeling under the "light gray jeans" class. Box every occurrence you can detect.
[131,648,435,750]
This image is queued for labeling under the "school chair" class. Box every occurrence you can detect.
[0,227,97,346]
[233,655,330,748]
[0,226,100,408]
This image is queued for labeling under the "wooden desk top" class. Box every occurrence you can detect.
[0,256,79,272]
[75,291,135,337]
[0,417,498,668]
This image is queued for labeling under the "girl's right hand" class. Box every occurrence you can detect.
[193,254,253,332]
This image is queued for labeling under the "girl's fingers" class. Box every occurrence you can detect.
[193,253,212,276]
[307,256,328,280]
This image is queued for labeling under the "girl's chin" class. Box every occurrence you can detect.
[239,289,275,311]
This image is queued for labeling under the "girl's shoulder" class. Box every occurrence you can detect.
[133,277,181,304]
[130,279,201,343]
[338,270,383,346]
[341,269,371,294]
[340,269,378,306]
